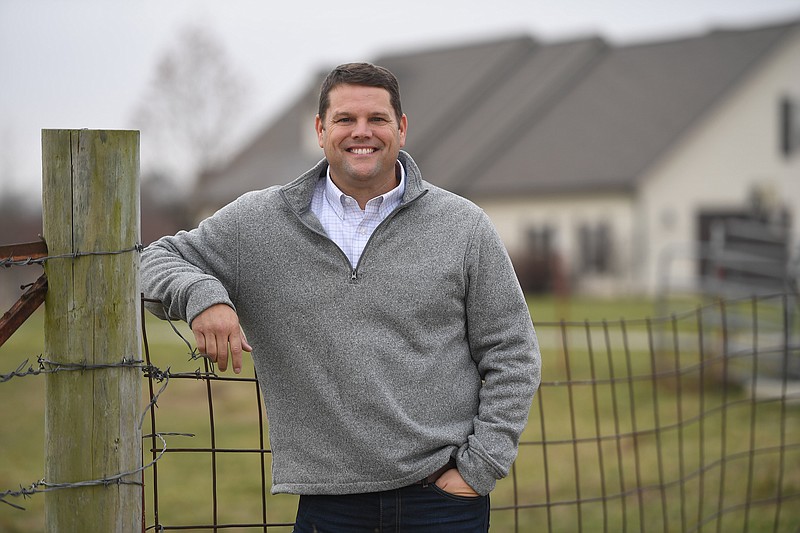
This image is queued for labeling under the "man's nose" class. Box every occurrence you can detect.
[351,118,373,138]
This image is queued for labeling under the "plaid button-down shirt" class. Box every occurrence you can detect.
[310,162,406,268]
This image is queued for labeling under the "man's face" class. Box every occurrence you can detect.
[316,84,407,197]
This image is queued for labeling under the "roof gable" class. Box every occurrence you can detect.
[391,37,608,194]
[377,37,536,162]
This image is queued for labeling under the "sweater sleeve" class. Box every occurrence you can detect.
[455,211,541,495]
[141,200,241,326]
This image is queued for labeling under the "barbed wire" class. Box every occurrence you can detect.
[0,353,209,510]
[0,356,144,383]
[0,295,225,511]
[0,243,145,268]
[0,429,195,511]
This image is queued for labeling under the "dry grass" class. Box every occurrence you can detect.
[2,295,799,532]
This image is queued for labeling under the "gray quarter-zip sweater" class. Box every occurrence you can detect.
[142,151,541,496]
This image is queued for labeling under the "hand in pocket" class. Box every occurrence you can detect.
[435,468,479,498]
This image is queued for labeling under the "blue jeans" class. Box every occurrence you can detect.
[292,483,490,532]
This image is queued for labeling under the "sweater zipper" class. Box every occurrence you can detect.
[289,189,428,282]
[349,189,428,281]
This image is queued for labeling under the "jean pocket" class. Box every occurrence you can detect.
[429,483,483,502]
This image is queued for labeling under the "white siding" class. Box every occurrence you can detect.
[637,28,800,295]
[478,193,636,295]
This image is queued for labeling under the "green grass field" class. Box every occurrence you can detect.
[1,295,798,532]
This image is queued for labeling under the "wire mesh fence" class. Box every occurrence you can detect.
[141,293,800,532]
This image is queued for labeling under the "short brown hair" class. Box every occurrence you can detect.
[318,62,403,123]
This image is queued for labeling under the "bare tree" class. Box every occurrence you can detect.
[132,25,250,189]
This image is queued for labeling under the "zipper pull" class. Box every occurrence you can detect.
[350,270,358,281]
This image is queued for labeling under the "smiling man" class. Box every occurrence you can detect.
[142,62,541,532]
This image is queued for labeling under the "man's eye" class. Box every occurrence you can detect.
[335,118,352,123]
[370,117,387,123]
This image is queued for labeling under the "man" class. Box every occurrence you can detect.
[142,62,541,532]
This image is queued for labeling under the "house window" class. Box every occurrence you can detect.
[780,96,799,158]
[527,225,554,258]
[577,222,612,274]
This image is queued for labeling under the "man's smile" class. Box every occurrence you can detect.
[347,147,378,155]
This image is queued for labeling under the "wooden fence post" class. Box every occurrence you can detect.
[41,129,141,532]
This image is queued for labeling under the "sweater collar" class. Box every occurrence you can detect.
[280,150,428,214]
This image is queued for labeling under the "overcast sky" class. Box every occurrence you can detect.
[1,0,799,203]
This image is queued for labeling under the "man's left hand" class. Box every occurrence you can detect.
[435,468,480,497]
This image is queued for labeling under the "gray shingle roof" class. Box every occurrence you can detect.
[379,36,608,194]
[195,19,799,211]
[463,21,798,197]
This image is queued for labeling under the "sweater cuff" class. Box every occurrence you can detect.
[455,442,501,496]
[185,278,234,326]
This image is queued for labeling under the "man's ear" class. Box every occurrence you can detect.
[399,114,408,148]
[315,115,324,148]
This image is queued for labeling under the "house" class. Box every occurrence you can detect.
[195,18,800,296]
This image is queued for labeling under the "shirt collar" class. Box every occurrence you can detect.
[324,161,406,217]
